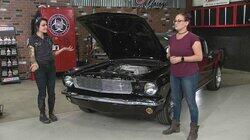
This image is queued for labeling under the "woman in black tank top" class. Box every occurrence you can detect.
[27,17,73,124]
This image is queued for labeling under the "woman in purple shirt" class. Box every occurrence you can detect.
[162,13,203,140]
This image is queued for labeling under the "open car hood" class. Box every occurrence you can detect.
[78,13,167,62]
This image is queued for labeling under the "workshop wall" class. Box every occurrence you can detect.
[0,0,184,78]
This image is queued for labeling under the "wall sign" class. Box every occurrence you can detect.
[72,0,177,8]
[136,0,169,9]
[48,14,70,36]
[203,0,229,7]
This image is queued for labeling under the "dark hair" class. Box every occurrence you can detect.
[177,12,191,22]
[31,11,48,35]
[34,17,47,32]
[172,12,192,32]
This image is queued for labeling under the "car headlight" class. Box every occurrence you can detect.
[144,82,158,96]
[64,76,74,87]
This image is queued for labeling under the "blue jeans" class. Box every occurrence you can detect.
[170,73,199,124]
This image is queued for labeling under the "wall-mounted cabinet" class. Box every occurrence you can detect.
[236,4,250,26]
[204,8,217,26]
[191,3,250,28]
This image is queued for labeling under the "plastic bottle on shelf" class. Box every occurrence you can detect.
[8,69,12,77]
[12,59,17,65]
[1,48,6,55]
[6,37,9,45]
[2,70,7,77]
[6,48,11,55]
[13,69,18,76]
[11,37,16,44]
[2,59,7,66]
[7,59,12,67]
[11,48,17,55]
[8,37,12,45]
[0,37,3,45]
[3,37,8,45]
[6,37,8,45]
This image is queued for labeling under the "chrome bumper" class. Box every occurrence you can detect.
[62,90,164,107]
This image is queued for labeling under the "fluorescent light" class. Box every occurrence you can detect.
[50,0,57,3]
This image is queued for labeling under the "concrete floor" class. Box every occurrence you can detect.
[0,69,250,140]
[0,78,78,123]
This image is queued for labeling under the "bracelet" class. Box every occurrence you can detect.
[181,56,184,62]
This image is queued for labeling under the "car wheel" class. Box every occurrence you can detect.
[207,67,222,91]
[156,93,173,125]
[79,106,95,113]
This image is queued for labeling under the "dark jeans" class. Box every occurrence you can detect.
[170,73,199,124]
[35,61,56,114]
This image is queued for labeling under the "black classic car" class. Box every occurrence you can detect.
[62,13,224,124]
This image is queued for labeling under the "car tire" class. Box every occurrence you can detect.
[207,66,222,91]
[156,93,173,125]
[79,106,95,113]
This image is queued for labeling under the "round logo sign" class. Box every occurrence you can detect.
[136,0,146,5]
[48,14,70,36]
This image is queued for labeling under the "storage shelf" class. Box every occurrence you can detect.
[190,3,250,28]
[1,77,21,85]
[1,65,19,68]
[0,44,17,46]
[0,54,18,57]
[0,26,20,84]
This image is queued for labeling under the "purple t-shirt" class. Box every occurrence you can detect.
[169,32,200,77]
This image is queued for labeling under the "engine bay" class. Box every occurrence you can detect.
[79,60,167,80]
[101,64,151,76]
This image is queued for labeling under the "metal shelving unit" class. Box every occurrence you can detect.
[0,26,20,84]
[190,3,250,28]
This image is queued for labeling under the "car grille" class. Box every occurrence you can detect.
[73,76,133,94]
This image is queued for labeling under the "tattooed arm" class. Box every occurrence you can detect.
[53,45,74,56]
[28,45,39,72]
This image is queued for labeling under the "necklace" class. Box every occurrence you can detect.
[177,30,188,35]
[176,31,188,40]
